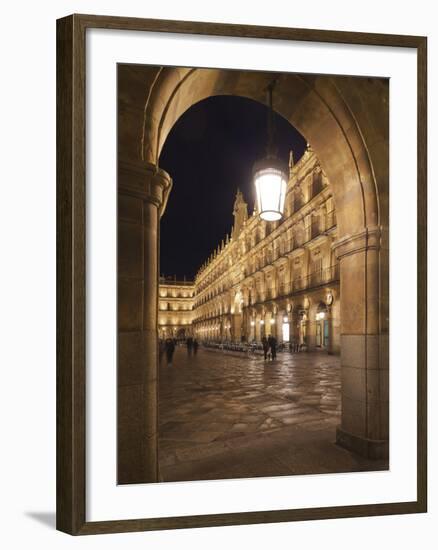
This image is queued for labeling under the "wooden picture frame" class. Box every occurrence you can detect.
[56,13,427,535]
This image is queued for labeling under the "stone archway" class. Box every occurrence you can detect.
[117,65,389,483]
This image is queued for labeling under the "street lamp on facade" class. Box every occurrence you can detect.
[253,79,288,222]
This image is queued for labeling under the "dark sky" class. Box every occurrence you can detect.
[159,95,307,280]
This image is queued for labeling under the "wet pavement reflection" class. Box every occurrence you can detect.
[158,347,387,482]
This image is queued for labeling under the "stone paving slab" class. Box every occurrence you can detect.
[160,424,388,482]
[158,348,386,482]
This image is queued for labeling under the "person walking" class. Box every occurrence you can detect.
[261,336,269,361]
[291,337,299,353]
[186,337,193,356]
[159,339,165,363]
[193,339,199,355]
[165,338,175,366]
[268,335,277,360]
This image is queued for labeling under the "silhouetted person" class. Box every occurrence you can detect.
[165,338,175,365]
[261,336,269,360]
[159,339,165,363]
[268,335,277,360]
[186,337,193,355]
[193,339,199,355]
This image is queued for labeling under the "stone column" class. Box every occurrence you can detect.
[283,311,291,344]
[300,310,309,347]
[334,228,389,459]
[118,160,172,484]
[261,314,266,339]
[326,305,333,354]
[291,308,300,348]
[307,303,317,350]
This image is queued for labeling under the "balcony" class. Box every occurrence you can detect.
[244,265,340,306]
[284,236,303,254]
[251,291,266,304]
[278,281,292,296]
[265,287,275,300]
[293,276,306,291]
[278,264,340,297]
[302,264,340,290]
[326,209,336,229]
[307,220,321,241]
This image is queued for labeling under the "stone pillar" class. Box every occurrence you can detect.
[326,305,333,354]
[307,303,317,350]
[272,308,279,339]
[251,318,256,341]
[300,311,309,347]
[334,228,389,459]
[232,313,241,342]
[254,316,259,341]
[118,160,172,484]
[291,309,299,347]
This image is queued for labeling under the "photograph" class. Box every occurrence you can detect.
[0,0,432,545]
[117,65,390,485]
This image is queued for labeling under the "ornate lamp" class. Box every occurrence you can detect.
[253,79,288,222]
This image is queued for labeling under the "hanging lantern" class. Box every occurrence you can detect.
[254,157,288,222]
[254,79,288,222]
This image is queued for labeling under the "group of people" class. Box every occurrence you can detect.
[186,337,199,356]
[161,333,293,365]
[261,335,278,361]
[160,338,176,365]
[159,336,199,366]
[289,339,302,353]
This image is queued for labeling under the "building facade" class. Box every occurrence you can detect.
[158,278,195,340]
[159,147,341,353]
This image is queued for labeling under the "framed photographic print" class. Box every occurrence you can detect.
[56,14,427,535]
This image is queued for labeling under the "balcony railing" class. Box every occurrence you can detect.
[326,209,336,229]
[277,264,340,297]
[307,220,321,241]
[195,265,340,315]
[265,287,275,300]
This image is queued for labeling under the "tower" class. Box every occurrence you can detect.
[232,189,248,239]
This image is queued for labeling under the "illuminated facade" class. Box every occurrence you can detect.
[159,147,341,353]
[158,279,195,339]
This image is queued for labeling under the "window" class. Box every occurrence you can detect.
[310,258,323,286]
[312,170,323,197]
[293,188,303,212]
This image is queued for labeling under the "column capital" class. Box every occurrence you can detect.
[118,160,172,216]
[332,226,381,260]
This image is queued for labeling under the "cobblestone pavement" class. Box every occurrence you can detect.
[158,347,388,482]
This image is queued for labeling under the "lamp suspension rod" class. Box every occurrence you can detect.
[266,80,275,156]
[266,79,277,157]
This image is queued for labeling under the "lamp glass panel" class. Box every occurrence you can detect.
[254,168,287,221]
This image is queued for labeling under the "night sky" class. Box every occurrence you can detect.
[159,95,307,281]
